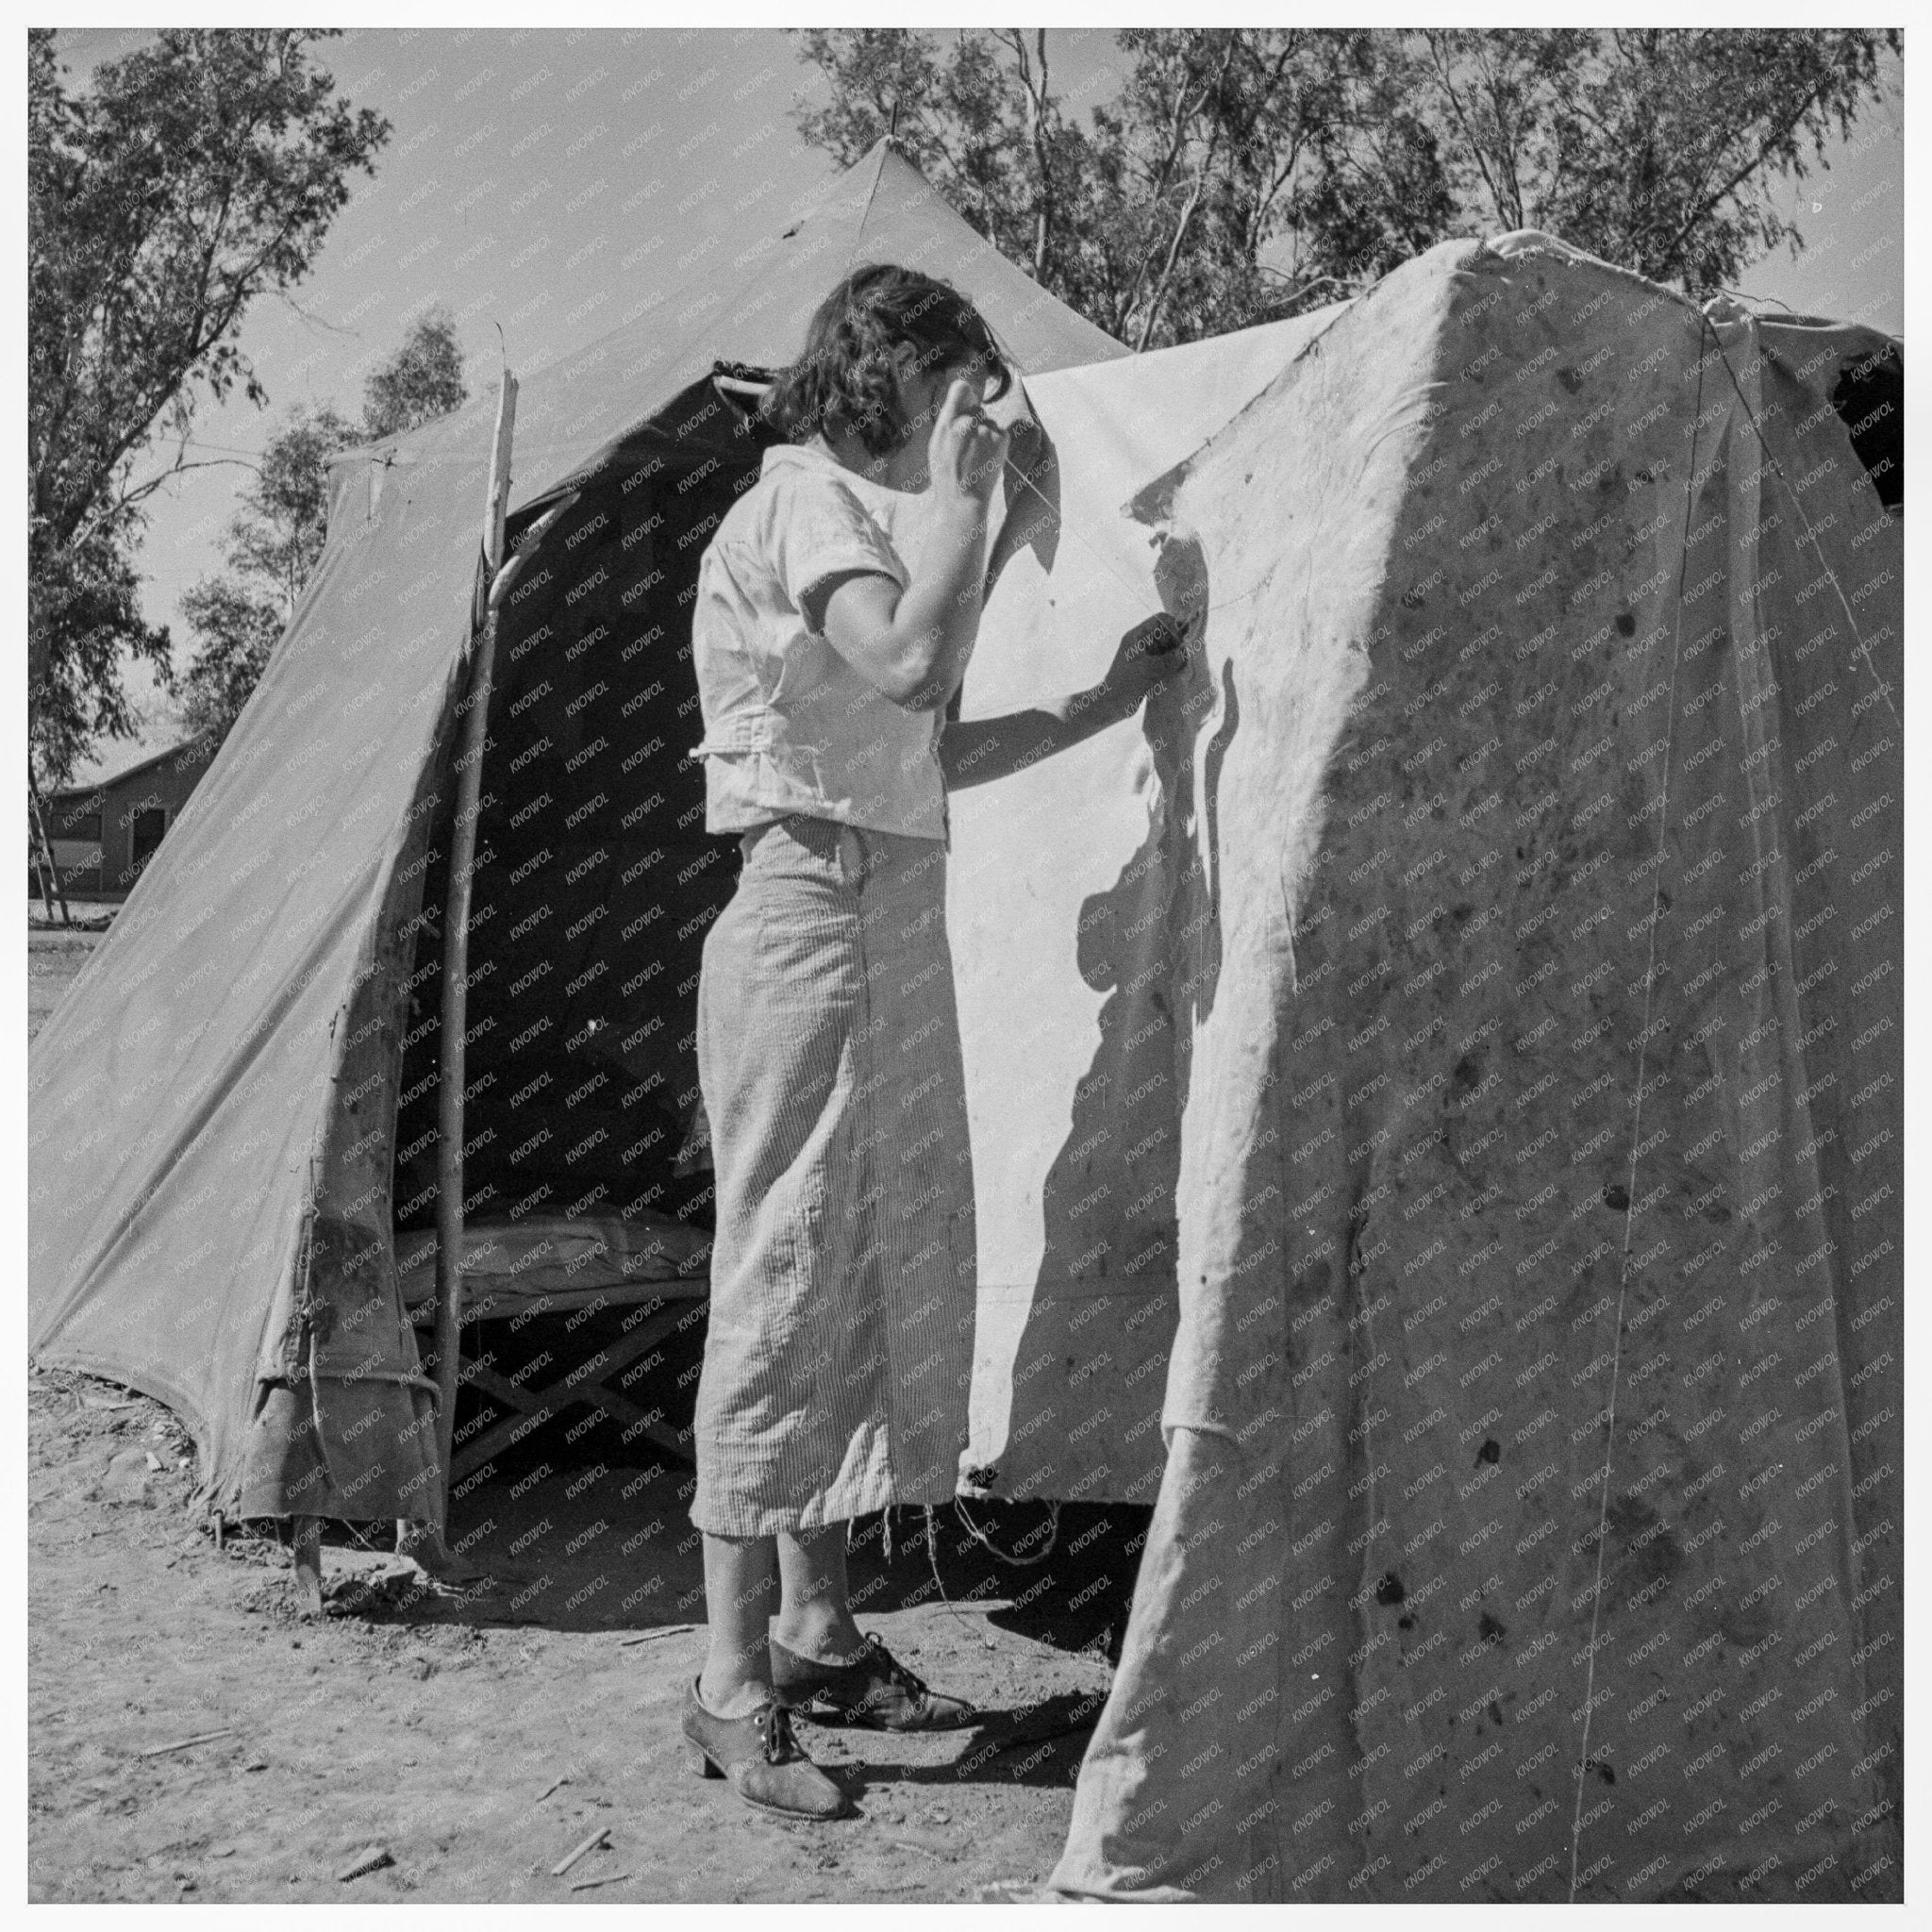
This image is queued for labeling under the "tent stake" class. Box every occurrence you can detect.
[431,372,519,1531]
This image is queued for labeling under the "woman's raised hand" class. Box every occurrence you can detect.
[1100,611,1191,708]
[928,378,1010,508]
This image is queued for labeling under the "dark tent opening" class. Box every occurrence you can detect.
[391,368,783,1482]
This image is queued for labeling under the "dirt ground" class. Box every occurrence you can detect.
[27,930,1143,1904]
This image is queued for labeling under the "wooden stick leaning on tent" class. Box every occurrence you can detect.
[385,370,516,1584]
[394,375,583,1583]
[436,371,519,1480]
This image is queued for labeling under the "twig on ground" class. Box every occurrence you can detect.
[890,1838,950,1862]
[552,1826,610,1876]
[617,1624,697,1647]
[137,1727,232,1758]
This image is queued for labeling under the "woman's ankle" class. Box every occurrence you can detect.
[773,1611,866,1662]
[697,1661,774,1719]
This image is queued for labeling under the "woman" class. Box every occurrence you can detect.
[678,263,1185,1820]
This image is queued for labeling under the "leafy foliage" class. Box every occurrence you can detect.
[27,27,388,788]
[361,307,468,441]
[792,27,1899,351]
[224,406,358,617]
[1401,28,1899,291]
[27,530,166,802]
[170,579,289,749]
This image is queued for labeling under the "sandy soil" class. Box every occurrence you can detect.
[27,931,1144,1904]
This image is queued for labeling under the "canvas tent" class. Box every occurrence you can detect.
[26,140,1123,1524]
[28,132,1901,1902]
[949,234,1899,1902]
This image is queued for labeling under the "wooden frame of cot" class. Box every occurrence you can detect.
[397,1215,707,1484]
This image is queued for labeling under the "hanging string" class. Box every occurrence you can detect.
[900,1500,1066,1657]
[1566,317,1710,1903]
[915,1505,999,1651]
[953,1492,1061,1568]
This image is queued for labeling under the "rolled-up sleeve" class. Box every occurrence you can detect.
[763,468,908,633]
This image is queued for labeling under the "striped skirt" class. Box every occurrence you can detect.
[689,812,978,1537]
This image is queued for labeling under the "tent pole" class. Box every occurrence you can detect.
[426,371,519,1543]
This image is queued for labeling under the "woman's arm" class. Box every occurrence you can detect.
[940,685,1135,790]
[819,382,1008,710]
[817,500,987,712]
[939,612,1189,790]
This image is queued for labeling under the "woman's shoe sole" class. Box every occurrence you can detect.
[685,1740,850,1820]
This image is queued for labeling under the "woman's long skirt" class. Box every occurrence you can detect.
[689,812,978,1537]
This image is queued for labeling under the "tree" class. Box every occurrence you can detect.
[361,306,467,441]
[171,316,469,744]
[1079,31,1447,348]
[794,29,1471,347]
[791,28,1898,351]
[1400,28,1900,291]
[168,580,289,748]
[28,27,388,789]
[169,403,354,744]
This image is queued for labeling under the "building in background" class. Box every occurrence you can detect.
[32,734,218,902]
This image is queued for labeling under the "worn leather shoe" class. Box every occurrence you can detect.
[681,1679,850,1820]
[770,1631,976,1731]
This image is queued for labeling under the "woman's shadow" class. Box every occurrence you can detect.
[991,501,1240,1502]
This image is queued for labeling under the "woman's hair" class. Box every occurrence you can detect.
[762,263,1013,457]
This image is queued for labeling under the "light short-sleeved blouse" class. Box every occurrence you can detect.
[686,442,958,843]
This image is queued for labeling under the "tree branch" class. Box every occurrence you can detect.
[1135,34,1239,350]
[1424,30,1513,230]
[1649,69,1838,279]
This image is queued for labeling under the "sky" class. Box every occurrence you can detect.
[48,26,1907,785]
